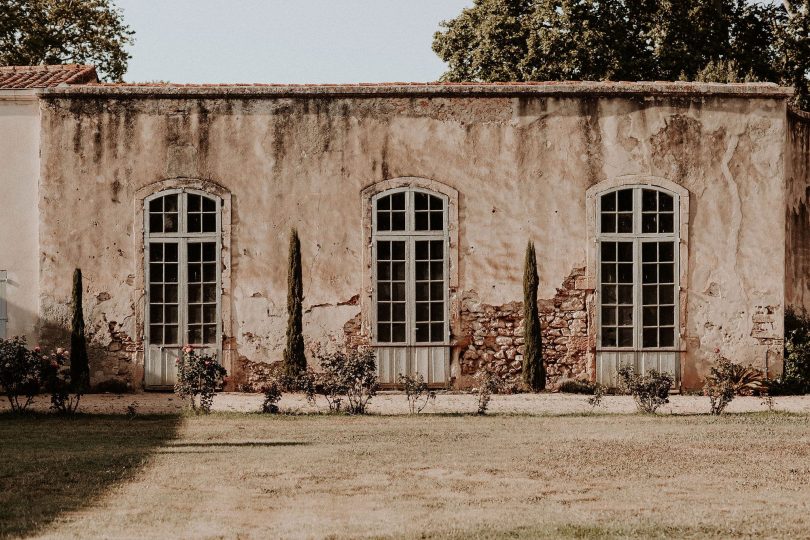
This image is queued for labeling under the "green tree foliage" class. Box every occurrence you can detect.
[282,229,306,378]
[0,0,134,81]
[522,241,545,391]
[70,268,89,392]
[434,0,810,109]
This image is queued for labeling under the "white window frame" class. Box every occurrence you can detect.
[143,188,223,351]
[596,186,681,352]
[371,187,450,347]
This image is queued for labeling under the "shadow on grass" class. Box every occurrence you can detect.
[0,412,182,539]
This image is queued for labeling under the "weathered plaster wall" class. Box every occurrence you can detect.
[0,92,40,340]
[37,88,787,389]
[787,109,810,317]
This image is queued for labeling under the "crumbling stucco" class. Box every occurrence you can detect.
[31,85,789,390]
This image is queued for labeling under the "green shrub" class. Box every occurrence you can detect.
[558,378,595,394]
[398,372,435,414]
[42,348,82,414]
[0,337,43,412]
[587,383,606,410]
[174,346,227,413]
[307,348,378,414]
[703,352,767,415]
[94,379,130,394]
[261,379,283,413]
[617,366,673,414]
[771,307,810,395]
[473,369,504,415]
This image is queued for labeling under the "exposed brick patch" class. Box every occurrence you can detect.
[343,312,367,350]
[236,357,283,392]
[459,268,590,387]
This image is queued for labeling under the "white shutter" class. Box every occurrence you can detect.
[0,271,7,339]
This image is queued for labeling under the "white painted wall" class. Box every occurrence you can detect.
[0,90,39,340]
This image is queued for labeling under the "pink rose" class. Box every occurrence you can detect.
[56,347,65,355]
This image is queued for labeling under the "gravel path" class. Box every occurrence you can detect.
[4,391,810,415]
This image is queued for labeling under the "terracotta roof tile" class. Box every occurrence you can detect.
[0,64,98,89]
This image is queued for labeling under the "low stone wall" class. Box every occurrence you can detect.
[459,268,590,388]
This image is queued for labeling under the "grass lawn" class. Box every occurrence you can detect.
[3,412,810,539]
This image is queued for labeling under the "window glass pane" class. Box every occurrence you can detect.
[149,213,163,233]
[618,285,633,304]
[659,213,674,233]
[165,305,179,324]
[601,263,616,283]
[165,325,178,344]
[150,304,163,323]
[659,242,674,262]
[392,323,406,342]
[378,324,391,342]
[430,262,443,280]
[391,282,405,301]
[203,284,216,302]
[601,307,616,325]
[377,212,390,231]
[202,196,216,212]
[204,305,216,323]
[189,243,201,262]
[602,327,616,347]
[618,306,633,326]
[642,242,657,262]
[430,323,444,342]
[430,282,443,301]
[658,285,674,305]
[150,243,163,262]
[415,261,429,281]
[415,282,429,301]
[164,195,178,212]
[391,211,406,231]
[415,302,429,321]
[617,263,633,283]
[602,242,616,261]
[643,328,658,347]
[659,327,674,347]
[642,214,657,233]
[660,307,674,326]
[150,198,163,213]
[150,284,164,302]
[617,213,633,233]
[430,240,443,258]
[377,241,390,260]
[430,195,443,210]
[392,303,405,322]
[391,192,405,210]
[618,328,633,347]
[602,285,617,304]
[642,264,657,284]
[391,242,405,260]
[659,263,674,284]
[189,305,202,324]
[378,195,390,211]
[377,303,390,322]
[416,324,430,342]
[164,213,178,233]
[415,212,429,230]
[430,302,444,320]
[414,192,429,210]
[429,212,443,231]
[203,325,217,344]
[642,189,657,211]
[617,242,633,261]
[601,214,616,234]
[202,214,216,232]
[165,285,178,303]
[659,193,674,211]
[377,261,391,280]
[188,213,202,233]
[617,189,633,211]
[415,241,429,260]
[601,192,616,212]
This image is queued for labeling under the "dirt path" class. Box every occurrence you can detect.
[4,391,810,416]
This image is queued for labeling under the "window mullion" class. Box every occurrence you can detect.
[180,237,188,346]
[407,237,415,347]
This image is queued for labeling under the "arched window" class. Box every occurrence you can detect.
[144,189,221,386]
[597,186,680,352]
[373,188,448,345]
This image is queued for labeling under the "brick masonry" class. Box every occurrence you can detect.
[458,268,592,388]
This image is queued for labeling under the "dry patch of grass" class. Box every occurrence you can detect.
[0,413,181,539]
[24,412,810,539]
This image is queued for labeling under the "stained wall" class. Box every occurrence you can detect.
[37,84,790,389]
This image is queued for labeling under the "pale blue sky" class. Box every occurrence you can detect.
[116,0,472,84]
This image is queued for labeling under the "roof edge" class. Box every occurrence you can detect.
[40,81,794,99]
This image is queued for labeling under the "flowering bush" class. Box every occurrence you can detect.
[41,347,82,414]
[174,346,227,413]
[0,337,43,412]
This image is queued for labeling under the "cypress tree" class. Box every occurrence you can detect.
[522,241,545,391]
[282,229,306,378]
[70,268,90,392]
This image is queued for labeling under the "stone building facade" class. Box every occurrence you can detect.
[1,68,805,391]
